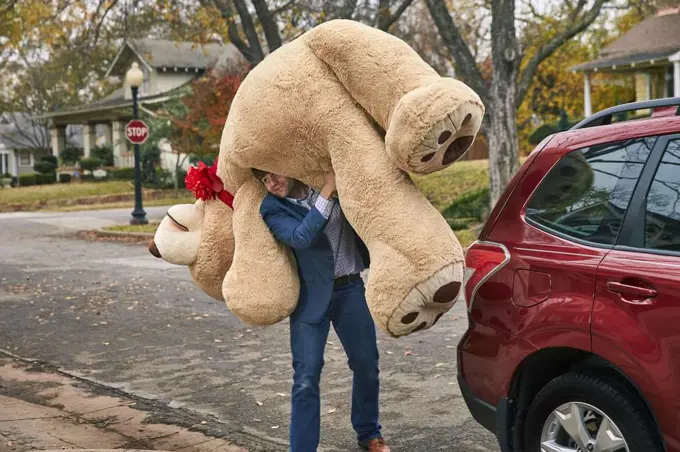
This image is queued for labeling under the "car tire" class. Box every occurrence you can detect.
[523,371,663,452]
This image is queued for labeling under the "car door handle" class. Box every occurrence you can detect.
[606,282,658,298]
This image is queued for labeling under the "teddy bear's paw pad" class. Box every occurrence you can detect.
[386,263,463,337]
[409,111,477,174]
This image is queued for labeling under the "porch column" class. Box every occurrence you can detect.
[674,60,680,98]
[111,120,128,167]
[50,125,66,158]
[103,123,113,146]
[584,72,592,117]
[82,122,96,158]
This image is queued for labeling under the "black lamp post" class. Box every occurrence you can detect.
[126,62,148,225]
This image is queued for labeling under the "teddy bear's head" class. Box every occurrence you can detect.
[149,198,235,301]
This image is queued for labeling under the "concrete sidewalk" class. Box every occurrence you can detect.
[0,356,245,452]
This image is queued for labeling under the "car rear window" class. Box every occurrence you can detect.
[644,139,680,252]
[525,137,656,245]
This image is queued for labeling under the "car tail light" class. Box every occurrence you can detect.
[464,241,510,309]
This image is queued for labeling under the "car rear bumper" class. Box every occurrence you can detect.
[458,373,514,452]
[458,372,497,432]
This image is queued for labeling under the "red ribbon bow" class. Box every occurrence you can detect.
[184,161,234,208]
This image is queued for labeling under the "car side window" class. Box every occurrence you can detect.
[643,139,680,253]
[526,137,656,245]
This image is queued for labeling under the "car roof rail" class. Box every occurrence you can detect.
[570,96,680,130]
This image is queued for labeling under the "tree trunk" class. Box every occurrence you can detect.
[487,0,520,209]
[487,89,520,209]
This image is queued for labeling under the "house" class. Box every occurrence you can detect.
[571,6,680,116]
[36,38,244,171]
[0,112,81,177]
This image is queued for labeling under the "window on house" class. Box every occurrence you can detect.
[19,152,32,166]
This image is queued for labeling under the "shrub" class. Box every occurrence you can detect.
[34,160,56,175]
[60,147,83,165]
[91,146,114,166]
[111,167,135,180]
[41,155,59,168]
[35,173,57,185]
[18,173,37,186]
[79,157,104,172]
[58,173,72,183]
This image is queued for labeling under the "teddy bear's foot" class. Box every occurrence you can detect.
[386,262,464,337]
[385,78,484,175]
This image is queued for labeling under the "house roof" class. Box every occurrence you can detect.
[106,38,243,77]
[571,11,680,72]
[35,82,187,122]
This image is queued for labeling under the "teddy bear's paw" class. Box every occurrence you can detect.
[386,262,464,337]
[386,78,484,175]
[408,109,478,174]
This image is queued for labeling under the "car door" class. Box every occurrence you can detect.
[593,134,680,452]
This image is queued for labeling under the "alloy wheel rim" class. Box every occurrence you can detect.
[540,401,629,452]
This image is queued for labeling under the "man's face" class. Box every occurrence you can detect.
[260,173,295,198]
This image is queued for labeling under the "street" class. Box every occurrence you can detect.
[0,207,499,451]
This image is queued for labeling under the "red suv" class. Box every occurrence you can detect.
[458,97,680,452]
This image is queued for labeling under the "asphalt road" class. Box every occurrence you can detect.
[0,207,500,451]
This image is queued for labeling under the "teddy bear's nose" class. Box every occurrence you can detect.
[148,239,162,258]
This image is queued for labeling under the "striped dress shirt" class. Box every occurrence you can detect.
[286,188,365,278]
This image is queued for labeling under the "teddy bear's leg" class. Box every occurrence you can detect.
[329,118,464,338]
[222,176,301,326]
[304,19,485,175]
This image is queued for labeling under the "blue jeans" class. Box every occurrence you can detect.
[289,279,381,452]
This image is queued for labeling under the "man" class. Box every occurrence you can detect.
[253,168,390,452]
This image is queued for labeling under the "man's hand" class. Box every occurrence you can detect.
[320,171,337,199]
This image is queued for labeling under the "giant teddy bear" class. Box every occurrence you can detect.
[149,19,485,338]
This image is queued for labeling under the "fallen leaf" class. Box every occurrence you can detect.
[385,351,393,355]
[327,408,337,414]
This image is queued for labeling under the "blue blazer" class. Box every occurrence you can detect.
[260,193,370,323]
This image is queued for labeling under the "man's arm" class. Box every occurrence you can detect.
[261,197,332,250]
[262,171,337,250]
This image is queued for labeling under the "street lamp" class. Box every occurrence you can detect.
[125,62,148,225]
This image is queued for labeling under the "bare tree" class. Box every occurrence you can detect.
[426,0,609,208]
[199,0,287,65]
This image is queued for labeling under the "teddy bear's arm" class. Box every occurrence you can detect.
[260,202,328,250]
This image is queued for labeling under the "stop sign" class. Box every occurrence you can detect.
[125,119,149,144]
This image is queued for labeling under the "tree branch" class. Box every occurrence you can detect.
[424,0,490,104]
[377,0,416,30]
[251,0,282,52]
[209,0,264,65]
[515,0,609,108]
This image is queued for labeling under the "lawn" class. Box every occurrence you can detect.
[0,180,195,212]
[413,159,490,247]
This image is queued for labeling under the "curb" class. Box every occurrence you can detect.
[94,228,155,238]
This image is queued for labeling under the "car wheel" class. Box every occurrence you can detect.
[523,371,663,452]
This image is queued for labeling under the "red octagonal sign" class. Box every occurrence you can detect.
[125,119,149,144]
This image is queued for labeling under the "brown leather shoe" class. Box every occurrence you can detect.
[359,437,391,452]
